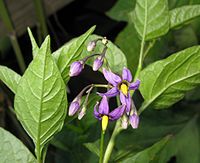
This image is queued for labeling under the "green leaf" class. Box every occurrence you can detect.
[115,23,140,74]
[170,5,200,29]
[106,0,135,21]
[158,116,200,163]
[122,136,170,163]
[52,26,96,83]
[139,46,200,111]
[84,140,100,157]
[0,65,21,94]
[14,36,67,157]
[27,27,39,58]
[0,127,36,163]
[81,35,127,74]
[132,0,169,40]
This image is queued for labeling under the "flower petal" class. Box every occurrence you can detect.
[98,87,119,97]
[129,80,140,90]
[129,114,139,129]
[99,95,109,115]
[122,67,132,82]
[120,92,131,113]
[102,68,121,86]
[94,102,101,120]
[109,105,125,121]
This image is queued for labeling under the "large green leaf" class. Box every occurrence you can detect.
[139,46,200,111]
[52,26,95,83]
[115,23,140,74]
[158,116,200,163]
[0,127,36,163]
[170,5,200,29]
[0,65,21,94]
[14,36,67,157]
[80,35,127,74]
[122,136,170,163]
[106,0,135,21]
[132,0,169,40]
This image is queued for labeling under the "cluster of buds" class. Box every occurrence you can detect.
[69,37,140,132]
[69,37,108,77]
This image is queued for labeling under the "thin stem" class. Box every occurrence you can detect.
[143,39,156,59]
[10,34,26,73]
[99,131,105,163]
[36,148,42,163]
[94,84,110,88]
[103,120,123,163]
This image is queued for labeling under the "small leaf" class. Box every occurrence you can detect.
[52,26,96,83]
[170,5,200,29]
[132,0,169,40]
[139,46,200,110]
[0,65,21,94]
[106,0,135,21]
[122,136,170,163]
[27,27,39,58]
[14,36,67,156]
[81,35,127,74]
[0,127,36,163]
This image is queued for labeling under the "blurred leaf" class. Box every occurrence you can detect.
[106,0,135,21]
[0,127,36,163]
[170,5,200,29]
[80,35,127,74]
[27,27,39,58]
[158,116,200,163]
[115,23,140,74]
[139,46,200,110]
[0,65,21,94]
[122,136,171,163]
[14,36,67,157]
[84,139,100,157]
[132,0,169,40]
[52,26,96,83]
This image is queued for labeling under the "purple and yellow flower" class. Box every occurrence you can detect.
[99,68,140,113]
[94,95,125,132]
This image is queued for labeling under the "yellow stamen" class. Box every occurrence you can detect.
[102,115,109,132]
[120,83,128,96]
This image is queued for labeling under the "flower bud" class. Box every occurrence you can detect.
[121,114,128,129]
[129,113,139,129]
[93,56,104,71]
[87,41,96,52]
[78,106,86,120]
[70,61,84,77]
[68,101,80,116]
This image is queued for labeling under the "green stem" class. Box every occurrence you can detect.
[36,147,42,163]
[10,34,26,73]
[103,120,122,163]
[94,84,110,88]
[33,0,48,38]
[99,131,105,163]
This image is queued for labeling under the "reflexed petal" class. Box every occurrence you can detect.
[99,95,109,115]
[109,105,125,121]
[98,87,119,97]
[94,102,101,120]
[122,67,132,82]
[129,80,140,90]
[120,92,131,113]
[68,101,80,116]
[102,68,121,86]
[129,114,139,129]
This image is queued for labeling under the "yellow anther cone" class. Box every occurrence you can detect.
[120,83,128,96]
[102,115,109,132]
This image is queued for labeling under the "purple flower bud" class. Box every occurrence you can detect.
[87,41,96,52]
[70,61,84,77]
[129,113,139,129]
[68,101,80,116]
[93,56,104,71]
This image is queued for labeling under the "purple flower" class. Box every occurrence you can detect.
[69,61,84,77]
[129,113,139,129]
[68,98,81,116]
[93,55,104,71]
[94,96,125,132]
[99,68,140,113]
